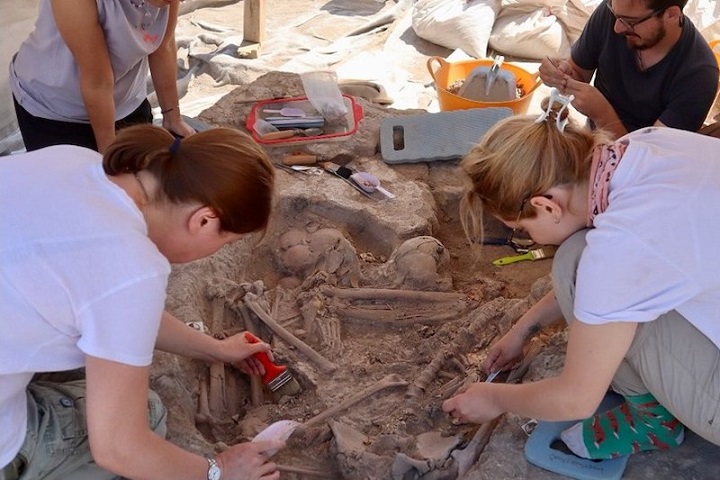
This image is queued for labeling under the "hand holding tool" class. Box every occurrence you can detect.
[252,420,301,444]
[244,332,301,397]
[545,56,561,70]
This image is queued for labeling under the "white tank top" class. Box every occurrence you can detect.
[8,0,169,122]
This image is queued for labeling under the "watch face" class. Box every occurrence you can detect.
[208,465,221,480]
[207,458,221,480]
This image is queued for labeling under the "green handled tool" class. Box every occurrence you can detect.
[493,246,556,266]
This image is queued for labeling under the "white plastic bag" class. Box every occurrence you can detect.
[412,0,501,59]
[300,71,348,123]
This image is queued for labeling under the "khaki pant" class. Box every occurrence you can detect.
[1,376,167,480]
[552,229,720,446]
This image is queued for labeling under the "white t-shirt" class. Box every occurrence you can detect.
[575,127,720,349]
[0,145,170,465]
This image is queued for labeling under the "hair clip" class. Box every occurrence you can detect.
[535,87,575,133]
[169,136,181,155]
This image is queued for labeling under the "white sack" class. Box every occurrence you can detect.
[499,0,566,14]
[557,0,602,43]
[490,9,571,60]
[411,0,501,59]
[685,0,720,34]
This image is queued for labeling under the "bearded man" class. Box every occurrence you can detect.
[539,0,718,138]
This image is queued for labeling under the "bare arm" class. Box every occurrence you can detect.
[148,1,195,138]
[564,58,594,84]
[539,57,631,138]
[51,0,116,152]
[510,289,563,339]
[483,290,563,373]
[155,310,271,375]
[85,356,282,480]
[444,319,638,422]
[539,57,593,89]
[497,320,636,419]
[563,76,631,138]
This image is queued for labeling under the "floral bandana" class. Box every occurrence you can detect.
[586,142,628,227]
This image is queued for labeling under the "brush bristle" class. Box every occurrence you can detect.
[267,370,302,397]
[531,246,556,260]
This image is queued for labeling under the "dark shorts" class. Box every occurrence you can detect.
[13,97,153,152]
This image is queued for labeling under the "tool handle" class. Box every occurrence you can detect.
[375,185,395,199]
[493,251,533,266]
[244,332,286,384]
[259,130,296,141]
[282,154,317,166]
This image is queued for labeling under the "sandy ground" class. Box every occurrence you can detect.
[150,1,720,479]
[172,0,575,118]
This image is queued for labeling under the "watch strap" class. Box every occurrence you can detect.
[205,455,221,480]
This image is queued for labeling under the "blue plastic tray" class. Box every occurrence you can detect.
[524,391,629,480]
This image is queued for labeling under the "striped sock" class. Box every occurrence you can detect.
[560,393,685,460]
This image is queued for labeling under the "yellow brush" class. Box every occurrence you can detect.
[493,246,556,266]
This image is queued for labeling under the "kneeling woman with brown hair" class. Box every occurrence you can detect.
[443,95,720,459]
[0,125,283,480]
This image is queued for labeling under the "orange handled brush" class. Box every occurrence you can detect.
[244,332,301,397]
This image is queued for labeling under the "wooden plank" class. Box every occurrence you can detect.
[237,0,265,58]
[243,0,265,43]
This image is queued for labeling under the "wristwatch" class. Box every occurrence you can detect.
[206,456,221,480]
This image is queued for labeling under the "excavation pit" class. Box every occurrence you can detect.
[152,72,718,480]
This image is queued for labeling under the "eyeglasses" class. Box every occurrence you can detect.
[606,1,665,31]
[503,192,555,251]
[506,197,536,253]
[482,235,535,253]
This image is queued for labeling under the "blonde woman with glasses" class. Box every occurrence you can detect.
[443,94,720,460]
[539,0,718,139]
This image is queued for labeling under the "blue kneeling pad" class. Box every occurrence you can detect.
[524,391,629,480]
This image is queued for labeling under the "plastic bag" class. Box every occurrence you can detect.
[300,71,348,124]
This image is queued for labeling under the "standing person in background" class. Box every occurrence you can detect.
[539,0,718,138]
[443,96,720,460]
[9,0,195,153]
[1,125,283,480]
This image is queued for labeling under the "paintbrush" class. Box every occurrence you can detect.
[492,246,557,266]
[546,55,560,70]
[244,332,302,398]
